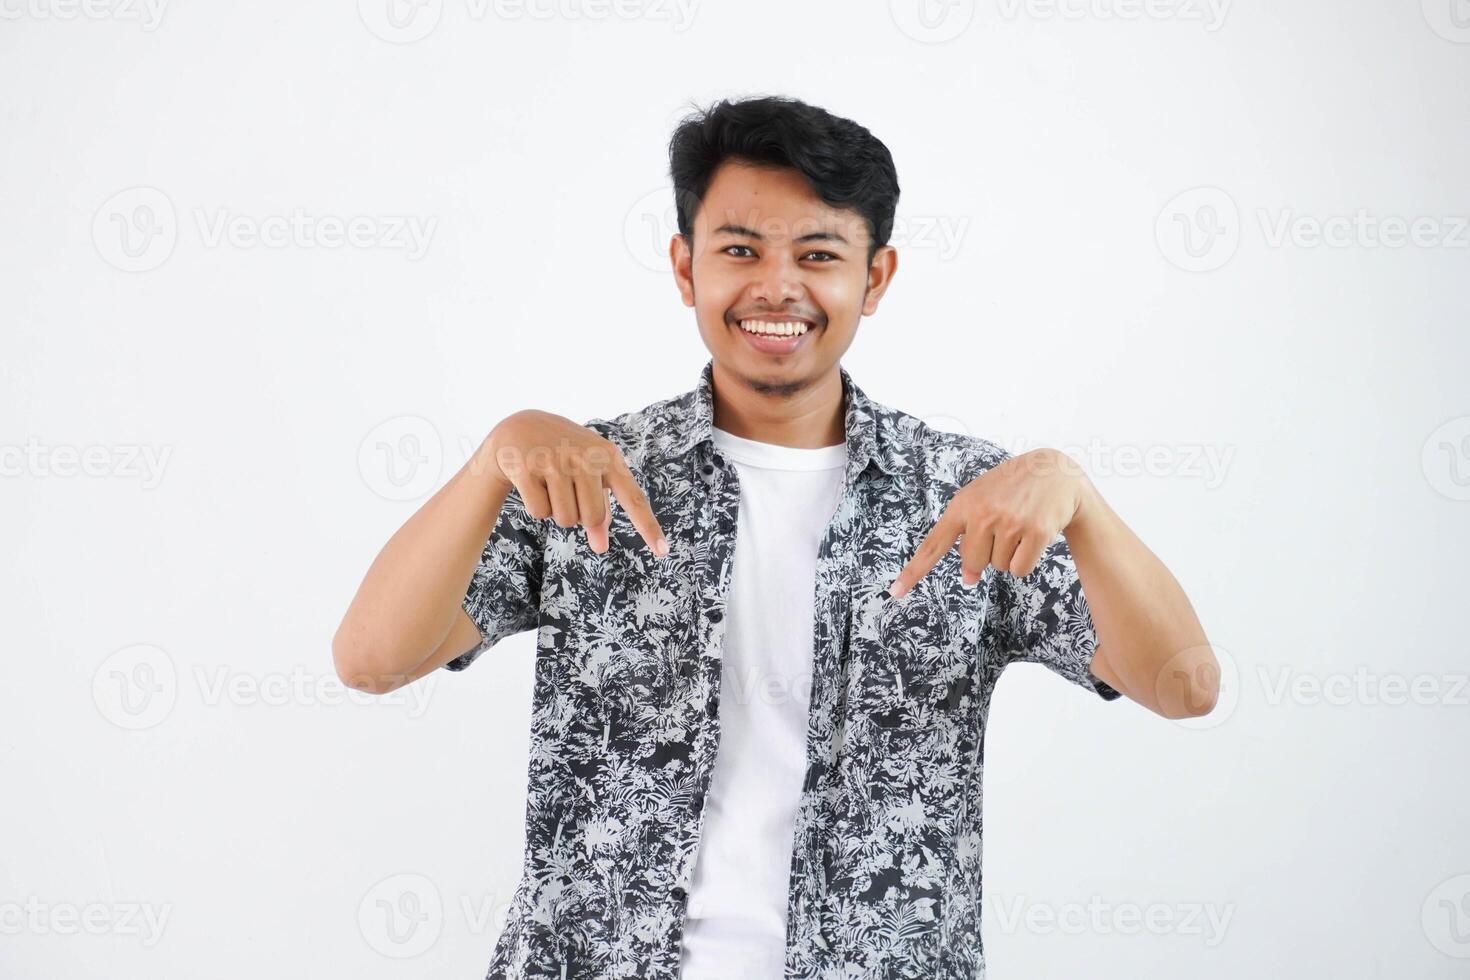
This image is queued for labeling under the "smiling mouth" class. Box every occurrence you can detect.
[734,317,817,337]
[732,316,819,357]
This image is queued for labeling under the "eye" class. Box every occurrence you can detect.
[720,245,838,262]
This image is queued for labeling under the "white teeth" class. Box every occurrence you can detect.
[739,319,810,337]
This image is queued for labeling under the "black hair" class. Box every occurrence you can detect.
[667,95,901,266]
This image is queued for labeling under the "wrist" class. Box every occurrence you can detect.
[471,437,513,497]
[1065,467,1102,535]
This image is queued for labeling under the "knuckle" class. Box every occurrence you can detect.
[584,442,614,472]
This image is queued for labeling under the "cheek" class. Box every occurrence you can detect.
[812,274,867,311]
[688,258,729,299]
[690,272,741,319]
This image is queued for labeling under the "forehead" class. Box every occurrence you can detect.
[694,159,870,246]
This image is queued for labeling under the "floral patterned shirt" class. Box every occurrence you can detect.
[447,357,1123,979]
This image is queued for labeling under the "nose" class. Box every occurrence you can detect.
[748,250,804,306]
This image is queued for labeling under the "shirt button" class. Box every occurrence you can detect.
[671,885,687,902]
[701,464,713,475]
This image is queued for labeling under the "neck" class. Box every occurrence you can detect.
[709,361,845,449]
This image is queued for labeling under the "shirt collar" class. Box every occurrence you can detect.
[659,358,913,480]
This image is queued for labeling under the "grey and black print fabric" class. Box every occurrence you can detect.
[449,357,1122,979]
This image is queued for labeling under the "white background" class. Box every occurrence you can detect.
[3,1,1468,977]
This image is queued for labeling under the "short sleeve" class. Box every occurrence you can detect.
[444,483,547,672]
[985,532,1122,702]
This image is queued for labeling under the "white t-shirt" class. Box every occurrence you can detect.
[678,425,848,980]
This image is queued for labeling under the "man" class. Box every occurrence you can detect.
[333,95,1217,980]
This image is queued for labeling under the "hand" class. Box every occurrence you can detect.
[887,448,1090,599]
[481,410,669,558]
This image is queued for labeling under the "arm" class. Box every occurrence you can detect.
[333,410,669,696]
[332,437,511,694]
[1061,461,1219,719]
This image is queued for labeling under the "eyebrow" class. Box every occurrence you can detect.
[712,222,851,246]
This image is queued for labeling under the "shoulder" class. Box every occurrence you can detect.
[576,386,695,471]
[867,395,1016,488]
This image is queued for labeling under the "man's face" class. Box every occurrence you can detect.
[671,159,897,397]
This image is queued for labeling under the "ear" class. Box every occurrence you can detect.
[861,245,899,316]
[670,233,695,307]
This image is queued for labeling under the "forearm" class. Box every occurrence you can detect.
[1063,470,1218,718]
[332,438,510,687]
